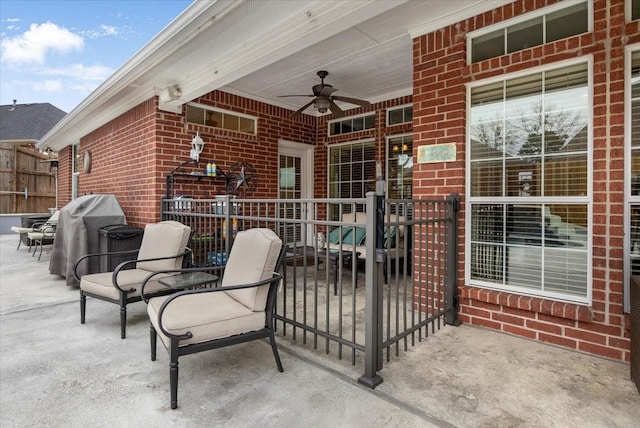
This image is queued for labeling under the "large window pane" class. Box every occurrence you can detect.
[544,154,588,196]
[471,160,504,197]
[468,61,590,303]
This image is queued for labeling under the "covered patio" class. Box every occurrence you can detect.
[1,233,638,427]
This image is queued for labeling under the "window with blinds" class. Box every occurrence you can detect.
[467,60,591,303]
[328,141,376,219]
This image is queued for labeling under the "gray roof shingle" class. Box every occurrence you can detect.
[0,102,67,141]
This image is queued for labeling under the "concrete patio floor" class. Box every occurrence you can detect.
[1,234,639,427]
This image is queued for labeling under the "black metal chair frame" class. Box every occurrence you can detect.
[73,247,193,339]
[141,247,285,409]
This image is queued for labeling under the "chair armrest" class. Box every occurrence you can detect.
[153,272,282,341]
[41,225,55,238]
[72,248,140,281]
[111,248,193,293]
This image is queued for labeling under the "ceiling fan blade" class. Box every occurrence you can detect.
[278,95,314,98]
[329,102,344,118]
[291,99,316,117]
[331,95,371,107]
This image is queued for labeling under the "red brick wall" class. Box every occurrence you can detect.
[58,90,413,227]
[412,0,638,361]
[56,146,73,208]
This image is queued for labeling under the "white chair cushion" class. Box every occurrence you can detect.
[148,292,265,347]
[137,221,191,271]
[222,228,282,311]
[11,226,33,234]
[80,269,169,300]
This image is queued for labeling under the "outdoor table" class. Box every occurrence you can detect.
[159,271,219,289]
[286,246,358,295]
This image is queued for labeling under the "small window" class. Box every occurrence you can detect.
[186,104,257,135]
[632,0,640,21]
[469,1,589,64]
[387,105,413,126]
[328,114,375,136]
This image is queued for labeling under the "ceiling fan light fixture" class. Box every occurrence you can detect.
[314,97,331,113]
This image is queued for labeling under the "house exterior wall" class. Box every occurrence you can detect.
[59,92,319,227]
[412,0,639,361]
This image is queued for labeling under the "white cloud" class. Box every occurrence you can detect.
[0,21,83,64]
[81,24,121,39]
[43,63,114,82]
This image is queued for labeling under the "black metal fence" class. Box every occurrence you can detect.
[161,193,459,386]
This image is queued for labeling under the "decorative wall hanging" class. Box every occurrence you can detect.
[226,162,258,195]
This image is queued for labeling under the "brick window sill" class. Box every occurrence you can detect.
[459,285,592,322]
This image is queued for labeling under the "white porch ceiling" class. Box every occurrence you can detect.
[39,0,511,151]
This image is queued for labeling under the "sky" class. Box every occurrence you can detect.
[0,0,193,113]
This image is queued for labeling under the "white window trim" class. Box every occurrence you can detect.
[464,56,594,305]
[386,104,413,126]
[624,43,640,313]
[466,0,593,64]
[326,112,375,136]
[186,102,258,134]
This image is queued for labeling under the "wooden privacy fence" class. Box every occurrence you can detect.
[0,143,56,214]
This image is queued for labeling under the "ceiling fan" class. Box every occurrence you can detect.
[279,70,371,118]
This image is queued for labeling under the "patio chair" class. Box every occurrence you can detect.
[28,224,56,261]
[142,228,284,409]
[10,210,59,251]
[73,220,192,339]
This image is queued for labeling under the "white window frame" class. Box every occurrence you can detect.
[466,0,592,64]
[386,104,413,126]
[385,133,413,199]
[624,44,640,313]
[186,102,257,135]
[327,112,375,136]
[465,56,593,305]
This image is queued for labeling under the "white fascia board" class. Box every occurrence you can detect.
[37,0,242,151]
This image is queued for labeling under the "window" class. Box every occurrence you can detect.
[467,60,590,303]
[631,0,640,21]
[186,104,257,134]
[387,105,413,126]
[328,114,375,136]
[468,1,589,63]
[328,141,376,218]
[627,49,640,312]
[387,135,413,199]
